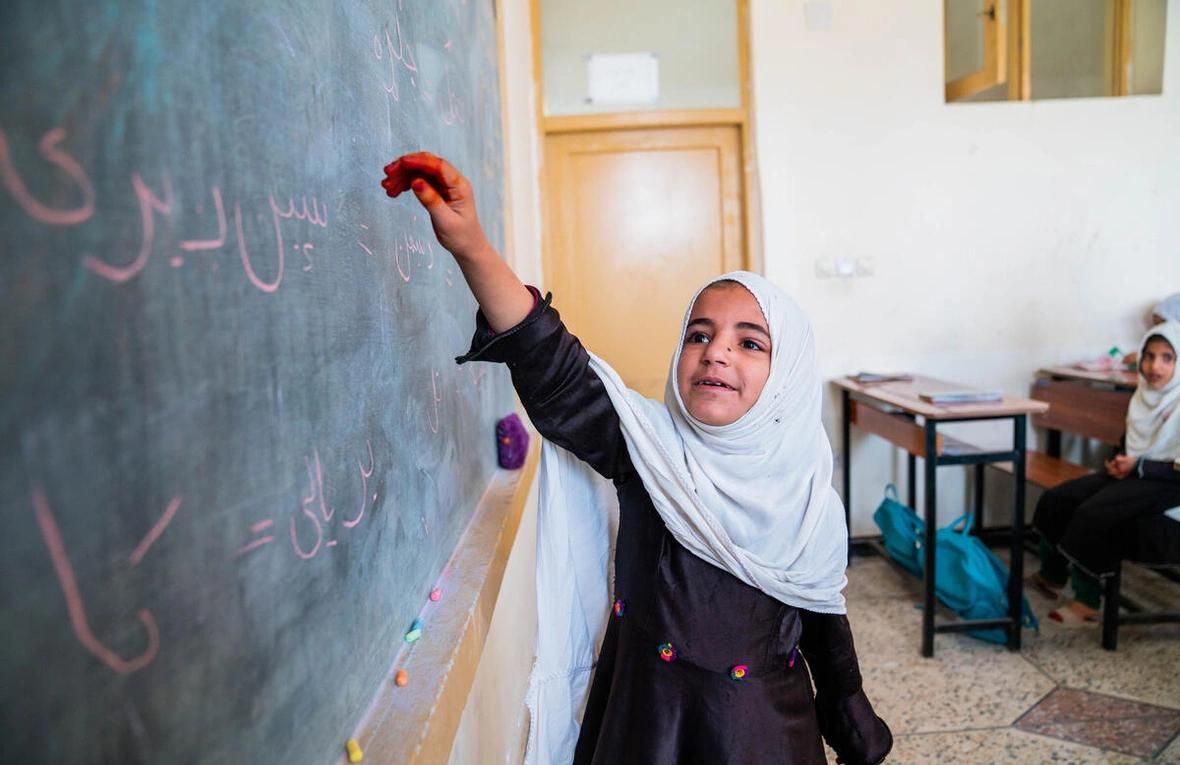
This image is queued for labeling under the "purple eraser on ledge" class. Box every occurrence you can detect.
[496,413,528,469]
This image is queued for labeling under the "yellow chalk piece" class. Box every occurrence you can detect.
[395,669,409,686]
[346,738,363,763]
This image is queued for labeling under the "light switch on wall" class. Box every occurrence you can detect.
[813,257,876,279]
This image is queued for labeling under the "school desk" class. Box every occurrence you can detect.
[1035,366,1136,459]
[833,375,1049,657]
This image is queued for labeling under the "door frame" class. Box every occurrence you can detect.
[528,0,762,276]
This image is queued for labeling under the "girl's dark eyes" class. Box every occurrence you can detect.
[683,332,766,352]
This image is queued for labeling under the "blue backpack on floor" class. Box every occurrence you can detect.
[926,512,1038,643]
[872,484,923,577]
[873,485,1038,643]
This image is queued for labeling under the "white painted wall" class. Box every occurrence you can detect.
[751,0,1180,532]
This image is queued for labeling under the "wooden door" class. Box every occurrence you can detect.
[542,125,746,399]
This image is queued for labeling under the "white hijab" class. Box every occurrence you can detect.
[1154,294,1180,324]
[525,271,848,765]
[1125,320,1180,460]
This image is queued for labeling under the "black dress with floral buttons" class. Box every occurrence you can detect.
[459,290,891,765]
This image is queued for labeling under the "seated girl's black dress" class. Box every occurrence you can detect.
[459,292,890,765]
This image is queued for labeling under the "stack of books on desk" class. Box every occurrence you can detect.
[851,372,913,383]
[918,389,1003,405]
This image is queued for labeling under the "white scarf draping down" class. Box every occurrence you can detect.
[524,271,849,765]
[1125,321,1180,461]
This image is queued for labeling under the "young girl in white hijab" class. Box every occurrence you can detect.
[382,153,891,764]
[1031,322,1180,624]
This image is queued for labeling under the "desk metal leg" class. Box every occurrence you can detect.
[922,421,938,657]
[973,463,984,532]
[842,389,851,559]
[907,453,917,509]
[1008,414,1027,651]
[1047,427,1062,459]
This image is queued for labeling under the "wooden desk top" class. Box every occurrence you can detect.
[1038,365,1139,389]
[833,374,1050,420]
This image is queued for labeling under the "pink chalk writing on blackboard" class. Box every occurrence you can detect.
[32,488,160,674]
[394,235,412,282]
[272,194,328,228]
[374,14,420,102]
[356,223,375,257]
[305,449,335,523]
[178,186,227,251]
[127,496,182,568]
[427,368,442,434]
[289,500,324,561]
[83,173,173,283]
[342,440,375,529]
[237,519,276,557]
[0,126,95,226]
[440,73,463,126]
[235,197,285,293]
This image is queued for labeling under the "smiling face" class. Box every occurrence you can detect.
[1139,336,1176,390]
[675,282,772,426]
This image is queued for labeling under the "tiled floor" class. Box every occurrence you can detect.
[839,554,1180,764]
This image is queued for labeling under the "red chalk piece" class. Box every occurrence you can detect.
[429,587,441,602]
[395,669,409,687]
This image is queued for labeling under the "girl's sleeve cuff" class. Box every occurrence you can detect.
[455,285,554,365]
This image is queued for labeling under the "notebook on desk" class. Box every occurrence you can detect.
[918,389,1003,405]
[851,372,913,383]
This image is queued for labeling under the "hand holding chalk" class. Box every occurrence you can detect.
[382,153,492,263]
[382,152,533,333]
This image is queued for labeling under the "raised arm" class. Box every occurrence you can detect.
[382,152,532,332]
[383,153,633,480]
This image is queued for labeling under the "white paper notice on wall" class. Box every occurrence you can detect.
[586,52,659,105]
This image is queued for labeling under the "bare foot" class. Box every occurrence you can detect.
[1048,600,1099,626]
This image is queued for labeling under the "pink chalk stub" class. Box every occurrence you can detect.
[429,587,442,602]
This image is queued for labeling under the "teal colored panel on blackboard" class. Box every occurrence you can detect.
[0,2,512,763]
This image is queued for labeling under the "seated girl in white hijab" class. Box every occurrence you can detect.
[382,153,891,764]
[1031,322,1180,624]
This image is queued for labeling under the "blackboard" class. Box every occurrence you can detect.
[0,2,513,763]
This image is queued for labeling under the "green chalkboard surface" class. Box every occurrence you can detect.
[0,2,512,762]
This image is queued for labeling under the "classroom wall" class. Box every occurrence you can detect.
[750,0,1180,532]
